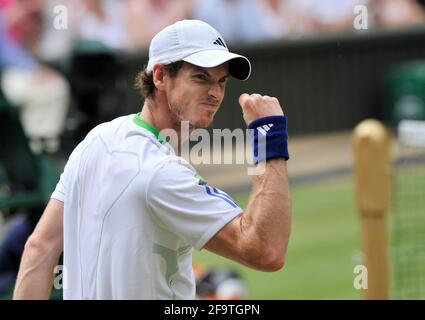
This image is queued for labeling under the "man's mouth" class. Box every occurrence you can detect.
[200,102,219,110]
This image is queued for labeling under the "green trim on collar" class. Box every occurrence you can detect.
[133,113,167,144]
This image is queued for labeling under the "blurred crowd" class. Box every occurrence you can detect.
[2,0,425,61]
[0,0,425,152]
[0,0,424,152]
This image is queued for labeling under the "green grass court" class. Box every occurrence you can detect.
[195,163,425,300]
[194,176,363,300]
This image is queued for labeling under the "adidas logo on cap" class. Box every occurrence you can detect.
[213,37,227,48]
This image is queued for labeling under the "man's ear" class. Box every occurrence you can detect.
[153,64,166,91]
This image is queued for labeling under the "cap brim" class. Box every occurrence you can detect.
[182,50,251,81]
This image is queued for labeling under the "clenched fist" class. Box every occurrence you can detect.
[238,93,284,125]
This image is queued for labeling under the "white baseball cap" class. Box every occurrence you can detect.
[147,20,251,81]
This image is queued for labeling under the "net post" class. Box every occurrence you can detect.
[352,119,392,300]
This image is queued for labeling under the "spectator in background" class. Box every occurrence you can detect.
[0,3,70,154]
[35,0,74,62]
[292,0,370,33]
[1,1,68,296]
[126,0,193,50]
[35,0,129,61]
[289,0,425,35]
[191,0,283,45]
[68,0,129,51]
[0,15,67,296]
[0,0,45,52]
[371,0,425,28]
[257,0,317,38]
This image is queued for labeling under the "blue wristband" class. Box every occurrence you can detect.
[247,115,289,163]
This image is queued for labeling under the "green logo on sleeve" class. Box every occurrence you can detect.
[194,173,207,186]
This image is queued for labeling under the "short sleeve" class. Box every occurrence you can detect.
[50,171,67,202]
[146,160,243,250]
[50,138,87,202]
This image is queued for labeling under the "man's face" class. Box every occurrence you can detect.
[164,62,229,129]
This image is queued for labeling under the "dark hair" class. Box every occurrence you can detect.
[135,61,184,99]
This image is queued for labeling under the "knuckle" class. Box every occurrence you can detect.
[239,93,249,101]
[243,98,255,109]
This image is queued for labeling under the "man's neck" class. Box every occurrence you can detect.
[139,99,191,153]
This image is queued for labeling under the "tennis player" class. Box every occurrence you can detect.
[13,20,291,299]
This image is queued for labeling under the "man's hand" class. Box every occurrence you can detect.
[239,93,284,125]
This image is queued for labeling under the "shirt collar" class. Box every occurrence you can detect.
[133,113,167,145]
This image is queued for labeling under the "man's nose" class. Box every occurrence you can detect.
[208,83,224,101]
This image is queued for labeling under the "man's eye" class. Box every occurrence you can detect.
[195,74,208,81]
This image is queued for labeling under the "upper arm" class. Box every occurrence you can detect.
[28,199,64,253]
[203,214,283,272]
[204,159,291,272]
[202,214,245,262]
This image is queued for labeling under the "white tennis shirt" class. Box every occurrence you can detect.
[51,114,242,299]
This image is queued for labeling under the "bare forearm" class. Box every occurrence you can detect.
[241,159,291,265]
[13,240,61,299]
